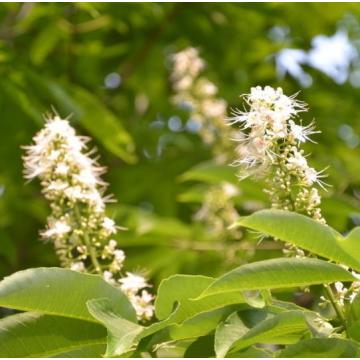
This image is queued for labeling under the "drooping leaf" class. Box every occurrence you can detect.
[199,257,355,298]
[236,209,360,271]
[229,310,309,354]
[0,267,136,322]
[278,338,360,358]
[0,312,106,358]
[87,298,143,357]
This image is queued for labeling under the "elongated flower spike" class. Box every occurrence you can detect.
[231,86,327,224]
[170,47,235,162]
[170,47,242,240]
[23,114,154,321]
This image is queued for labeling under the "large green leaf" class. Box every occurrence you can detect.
[88,275,249,356]
[0,312,106,358]
[278,338,360,357]
[236,209,360,271]
[0,267,136,322]
[150,276,248,331]
[199,258,355,298]
[229,310,309,354]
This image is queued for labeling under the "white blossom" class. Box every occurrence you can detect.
[128,290,155,321]
[102,217,117,235]
[23,114,154,322]
[119,272,150,295]
[231,86,326,222]
[170,47,234,160]
[41,220,71,240]
[70,261,85,272]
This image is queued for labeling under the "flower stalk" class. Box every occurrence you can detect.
[231,86,327,223]
[23,114,154,321]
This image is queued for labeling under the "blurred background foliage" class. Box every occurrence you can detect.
[1,2,360,289]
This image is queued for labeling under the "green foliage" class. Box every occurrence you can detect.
[0,312,106,357]
[0,267,136,322]
[199,257,355,297]
[278,338,360,358]
[2,2,360,358]
[236,210,360,271]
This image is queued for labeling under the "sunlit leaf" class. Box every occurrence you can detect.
[0,267,136,322]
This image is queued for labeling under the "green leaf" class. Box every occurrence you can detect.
[226,346,272,358]
[236,209,360,271]
[87,298,143,357]
[0,267,136,322]
[68,85,137,164]
[183,334,215,358]
[155,274,214,320]
[0,312,106,357]
[25,71,137,164]
[179,161,237,184]
[229,310,309,354]
[89,275,248,357]
[215,311,249,358]
[151,275,248,330]
[53,344,106,358]
[30,24,65,65]
[348,320,360,342]
[169,306,237,341]
[199,257,355,298]
[278,338,360,358]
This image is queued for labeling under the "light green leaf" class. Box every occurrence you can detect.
[155,274,214,320]
[53,344,106,358]
[226,346,272,358]
[0,312,106,358]
[169,306,237,341]
[151,276,248,331]
[87,298,143,357]
[278,338,360,358]
[215,311,249,358]
[0,267,136,322]
[236,209,360,271]
[199,258,355,298]
[90,275,248,357]
[229,310,309,353]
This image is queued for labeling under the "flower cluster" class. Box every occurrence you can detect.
[231,86,327,223]
[194,182,241,240]
[23,115,154,321]
[170,47,234,162]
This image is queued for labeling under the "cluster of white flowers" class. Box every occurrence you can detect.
[170,47,234,161]
[23,115,154,321]
[231,86,327,223]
